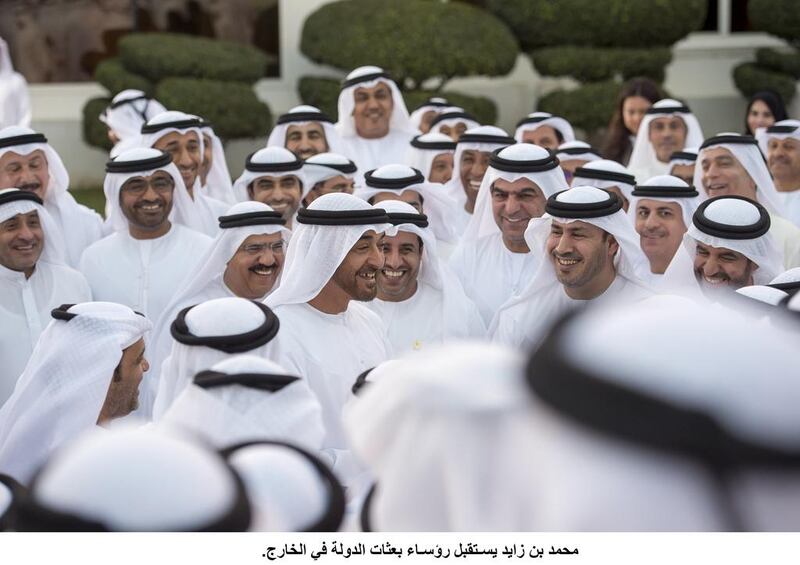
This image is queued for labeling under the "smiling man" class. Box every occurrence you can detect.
[233,147,305,228]
[267,105,348,161]
[760,120,800,226]
[0,188,91,407]
[450,143,568,325]
[491,186,654,349]
[629,99,704,181]
[79,148,212,322]
[684,195,782,298]
[266,193,391,480]
[334,66,418,171]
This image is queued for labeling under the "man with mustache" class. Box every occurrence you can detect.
[450,143,567,326]
[79,148,212,322]
[491,186,654,349]
[684,195,782,298]
[266,193,391,484]
[0,188,91,407]
[0,126,103,267]
[334,66,418,171]
[266,105,348,161]
[694,133,800,269]
[628,99,704,181]
[760,120,800,226]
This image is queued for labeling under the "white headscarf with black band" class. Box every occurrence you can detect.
[136,111,228,236]
[266,105,348,157]
[405,133,456,181]
[151,297,281,420]
[491,186,655,348]
[99,89,167,144]
[755,119,800,157]
[302,152,358,195]
[195,117,235,205]
[408,97,449,132]
[0,302,152,484]
[629,99,704,181]
[265,193,391,308]
[683,195,783,286]
[555,141,601,164]
[442,125,515,210]
[16,427,252,531]
[570,158,637,205]
[160,354,325,452]
[0,127,104,267]
[0,188,67,265]
[233,146,306,203]
[513,111,575,144]
[769,267,800,297]
[428,107,479,138]
[669,147,699,168]
[148,201,290,393]
[103,147,206,235]
[355,164,459,244]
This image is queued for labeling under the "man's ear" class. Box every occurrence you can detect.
[607,234,619,257]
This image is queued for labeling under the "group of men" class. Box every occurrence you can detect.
[0,63,799,532]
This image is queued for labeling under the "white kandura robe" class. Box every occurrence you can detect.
[368,281,485,356]
[449,233,540,326]
[79,225,212,321]
[769,212,800,269]
[492,275,654,351]
[340,130,415,173]
[270,302,390,452]
[782,191,800,227]
[0,261,91,406]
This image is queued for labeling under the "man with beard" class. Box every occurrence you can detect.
[334,66,418,171]
[442,125,515,235]
[368,200,485,355]
[79,148,212,321]
[450,143,567,325]
[265,193,391,482]
[513,112,575,150]
[267,105,348,160]
[685,195,782,297]
[491,186,654,349]
[0,189,91,407]
[759,120,800,225]
[694,133,800,268]
[0,302,151,484]
[0,126,103,267]
[233,147,304,228]
[628,99,704,181]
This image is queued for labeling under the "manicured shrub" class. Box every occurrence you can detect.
[94,58,154,97]
[82,97,114,151]
[733,62,796,103]
[531,46,671,83]
[538,81,620,133]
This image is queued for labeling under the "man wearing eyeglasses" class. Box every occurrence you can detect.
[79,148,212,321]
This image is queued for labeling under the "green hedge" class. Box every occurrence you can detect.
[750,0,800,46]
[733,62,796,103]
[486,0,706,50]
[155,78,272,139]
[119,33,269,84]
[94,58,154,97]
[531,46,671,82]
[298,76,497,125]
[300,0,517,88]
[538,81,621,133]
[82,97,114,151]
[756,47,800,79]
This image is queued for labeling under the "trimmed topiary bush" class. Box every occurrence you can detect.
[298,76,498,126]
[538,81,620,133]
[94,58,154,97]
[119,33,270,83]
[733,62,797,104]
[749,0,800,47]
[156,78,272,139]
[82,97,114,151]
[531,46,672,83]
[300,0,517,90]
[756,47,800,79]
[486,0,707,50]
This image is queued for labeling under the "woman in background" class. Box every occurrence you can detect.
[744,90,787,136]
[602,77,662,165]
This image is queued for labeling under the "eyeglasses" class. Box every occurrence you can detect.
[239,241,286,255]
[121,177,175,196]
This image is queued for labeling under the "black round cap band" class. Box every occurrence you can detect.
[0,133,48,150]
[692,196,771,240]
[110,95,148,109]
[558,146,600,157]
[170,301,280,353]
[341,72,392,89]
[572,167,636,186]
[646,105,691,115]
[515,116,550,128]
[413,99,449,110]
[632,185,699,198]
[700,135,759,150]
[670,151,698,162]
[387,212,429,228]
[218,211,286,229]
[296,207,390,226]
[51,304,145,322]
[545,190,623,219]
[141,118,203,134]
[0,190,43,208]
[458,133,515,146]
[245,152,303,173]
[106,151,173,173]
[276,111,333,125]
[193,370,299,392]
[310,161,357,175]
[364,168,425,189]
[410,136,456,151]
[429,112,476,128]
[490,147,559,173]
[766,125,798,135]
